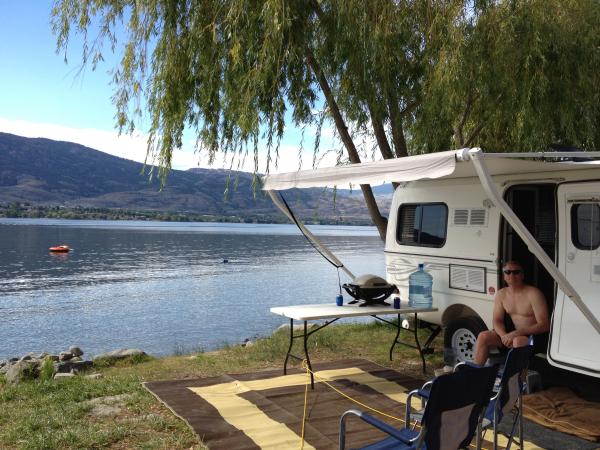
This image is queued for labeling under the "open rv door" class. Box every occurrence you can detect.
[552,182,600,377]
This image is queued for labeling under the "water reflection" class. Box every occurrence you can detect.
[0,219,385,358]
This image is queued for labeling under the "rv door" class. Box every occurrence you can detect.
[551,183,600,377]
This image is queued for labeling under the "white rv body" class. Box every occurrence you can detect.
[263,149,600,378]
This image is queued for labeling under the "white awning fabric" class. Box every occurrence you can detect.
[262,149,600,191]
[262,150,457,190]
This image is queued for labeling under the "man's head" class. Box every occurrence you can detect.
[502,261,525,286]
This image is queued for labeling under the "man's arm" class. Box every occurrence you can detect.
[492,291,508,336]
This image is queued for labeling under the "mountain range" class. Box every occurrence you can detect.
[0,132,390,224]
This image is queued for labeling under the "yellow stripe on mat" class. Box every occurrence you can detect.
[190,379,312,450]
[189,366,542,450]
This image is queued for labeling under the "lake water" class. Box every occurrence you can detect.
[0,219,384,359]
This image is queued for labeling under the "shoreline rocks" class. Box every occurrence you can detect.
[1,346,146,384]
[93,348,147,362]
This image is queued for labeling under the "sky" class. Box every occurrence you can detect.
[0,1,341,173]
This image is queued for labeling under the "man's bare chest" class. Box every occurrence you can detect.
[502,294,534,316]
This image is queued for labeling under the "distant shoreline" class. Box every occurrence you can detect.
[0,203,375,226]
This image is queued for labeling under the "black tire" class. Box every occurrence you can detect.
[443,316,487,365]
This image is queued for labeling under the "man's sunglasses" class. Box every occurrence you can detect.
[503,269,523,275]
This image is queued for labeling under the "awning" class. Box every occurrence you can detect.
[262,149,600,191]
[262,150,457,190]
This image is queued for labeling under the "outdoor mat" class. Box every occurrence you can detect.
[144,359,541,450]
[523,386,600,442]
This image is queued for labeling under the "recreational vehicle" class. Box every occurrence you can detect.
[263,148,600,379]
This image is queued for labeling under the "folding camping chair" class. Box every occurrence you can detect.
[416,345,534,450]
[475,345,534,450]
[339,365,498,450]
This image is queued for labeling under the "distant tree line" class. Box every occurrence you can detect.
[0,203,369,226]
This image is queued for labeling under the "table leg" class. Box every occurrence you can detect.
[384,313,427,374]
[303,320,314,388]
[283,318,294,375]
[389,313,402,361]
[280,318,337,389]
[412,314,426,373]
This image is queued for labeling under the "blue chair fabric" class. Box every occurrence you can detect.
[402,345,535,450]
[339,365,498,450]
[477,345,534,450]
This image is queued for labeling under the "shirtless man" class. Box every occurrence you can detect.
[473,261,550,365]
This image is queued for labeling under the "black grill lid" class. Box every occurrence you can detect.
[342,274,396,305]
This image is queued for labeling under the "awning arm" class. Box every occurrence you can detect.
[464,148,600,334]
[267,190,355,279]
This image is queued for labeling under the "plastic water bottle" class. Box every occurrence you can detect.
[408,263,433,307]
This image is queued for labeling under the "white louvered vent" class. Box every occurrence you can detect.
[450,265,486,293]
[452,208,487,226]
[470,209,487,226]
[453,209,469,225]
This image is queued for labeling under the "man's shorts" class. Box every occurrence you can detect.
[531,332,549,355]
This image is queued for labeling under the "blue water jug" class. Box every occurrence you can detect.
[408,263,433,307]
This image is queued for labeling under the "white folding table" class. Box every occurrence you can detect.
[270,302,438,387]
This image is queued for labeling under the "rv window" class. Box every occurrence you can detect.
[397,203,448,247]
[571,204,600,250]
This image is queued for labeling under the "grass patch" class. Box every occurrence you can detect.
[38,357,55,381]
[0,321,444,449]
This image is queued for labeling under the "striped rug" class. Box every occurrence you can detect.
[144,359,547,450]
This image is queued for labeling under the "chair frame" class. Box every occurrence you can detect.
[476,352,532,450]
[472,345,533,450]
[339,409,424,450]
[402,346,533,450]
[339,366,498,450]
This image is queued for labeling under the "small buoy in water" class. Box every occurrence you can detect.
[49,245,70,253]
[223,258,229,263]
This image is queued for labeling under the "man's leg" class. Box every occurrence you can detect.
[473,330,503,365]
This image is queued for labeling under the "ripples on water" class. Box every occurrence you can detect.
[0,219,385,359]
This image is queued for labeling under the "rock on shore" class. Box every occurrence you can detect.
[0,347,146,384]
[93,348,147,361]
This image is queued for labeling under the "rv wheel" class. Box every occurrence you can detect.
[444,316,487,364]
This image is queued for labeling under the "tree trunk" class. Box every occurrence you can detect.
[369,104,395,160]
[388,96,409,158]
[305,47,388,240]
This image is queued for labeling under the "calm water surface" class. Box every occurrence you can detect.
[0,219,384,359]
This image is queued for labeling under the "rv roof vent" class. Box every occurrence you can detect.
[453,209,469,225]
[470,209,487,226]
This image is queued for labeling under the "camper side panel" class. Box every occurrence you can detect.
[385,179,499,328]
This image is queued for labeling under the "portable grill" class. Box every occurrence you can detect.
[342,274,397,306]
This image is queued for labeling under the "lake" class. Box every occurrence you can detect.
[0,219,384,359]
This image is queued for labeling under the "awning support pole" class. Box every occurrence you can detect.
[467,148,600,334]
[267,190,355,279]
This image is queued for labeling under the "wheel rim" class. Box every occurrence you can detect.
[451,327,477,362]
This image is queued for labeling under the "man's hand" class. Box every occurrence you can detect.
[501,331,518,347]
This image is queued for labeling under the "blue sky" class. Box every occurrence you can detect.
[0,1,341,173]
[0,2,116,129]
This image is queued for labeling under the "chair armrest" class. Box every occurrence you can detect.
[418,380,433,401]
[420,380,433,392]
[405,386,430,424]
[339,409,414,450]
[453,361,482,371]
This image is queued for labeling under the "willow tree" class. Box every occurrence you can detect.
[52,0,600,240]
